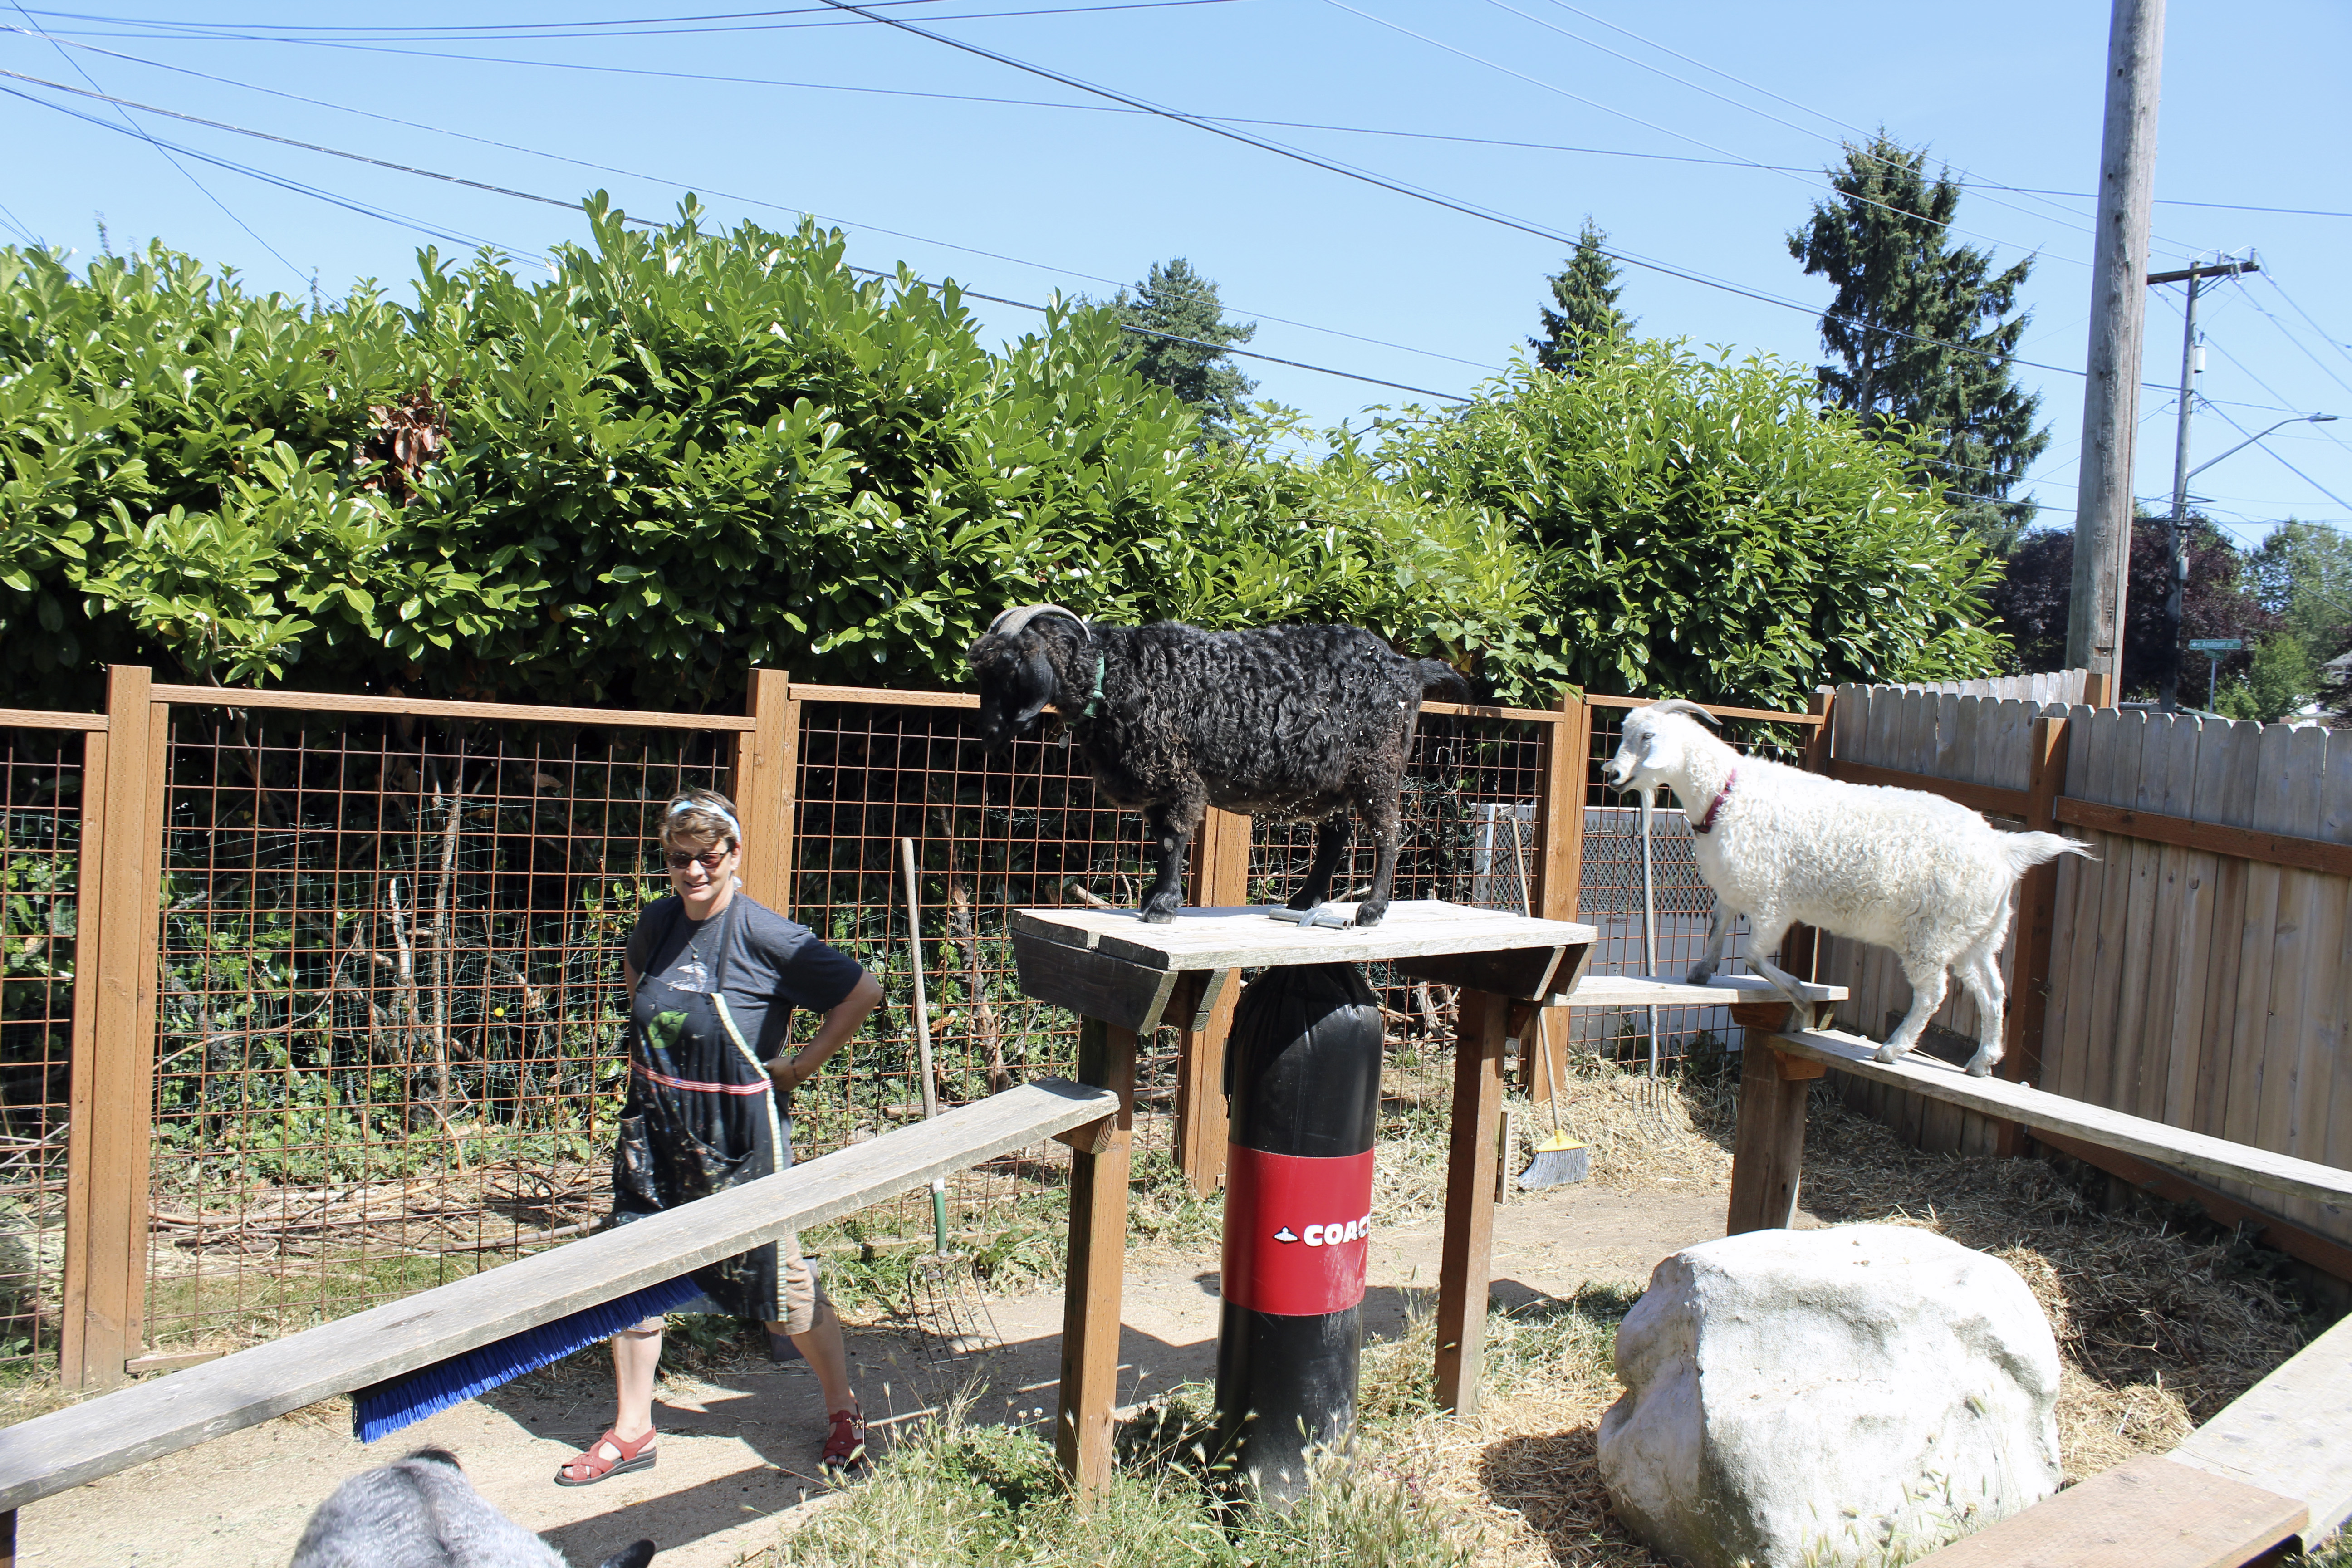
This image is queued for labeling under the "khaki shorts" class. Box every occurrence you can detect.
[613,1219,825,1336]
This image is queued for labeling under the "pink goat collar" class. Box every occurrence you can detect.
[1694,769,1736,835]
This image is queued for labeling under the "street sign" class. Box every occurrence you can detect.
[2188,638,2244,652]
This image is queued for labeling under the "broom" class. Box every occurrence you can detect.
[351,1274,704,1443]
[1517,1008,1589,1189]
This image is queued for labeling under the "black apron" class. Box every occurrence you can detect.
[612,896,789,1322]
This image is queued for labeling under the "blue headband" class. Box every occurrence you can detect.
[666,798,742,842]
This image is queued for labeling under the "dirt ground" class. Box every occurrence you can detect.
[19,1178,1772,1568]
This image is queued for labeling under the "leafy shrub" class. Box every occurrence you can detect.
[1372,339,2008,708]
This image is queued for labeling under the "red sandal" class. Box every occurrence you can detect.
[819,1408,867,1476]
[556,1426,657,1486]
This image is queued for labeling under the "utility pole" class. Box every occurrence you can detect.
[2151,255,2258,710]
[2065,0,2165,701]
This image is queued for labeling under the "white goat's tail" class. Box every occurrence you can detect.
[2005,831,2095,873]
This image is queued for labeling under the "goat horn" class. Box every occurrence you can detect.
[1646,698,1722,728]
[986,603,1088,638]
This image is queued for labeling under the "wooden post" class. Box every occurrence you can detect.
[1056,1017,1136,1504]
[56,719,111,1392]
[1725,1000,1823,1234]
[733,669,799,913]
[1434,988,1508,1414]
[1173,808,1249,1196]
[1779,687,1837,988]
[62,668,164,1388]
[1524,692,1588,1103]
[1995,711,2074,1153]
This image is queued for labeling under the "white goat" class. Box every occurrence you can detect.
[1604,700,2092,1077]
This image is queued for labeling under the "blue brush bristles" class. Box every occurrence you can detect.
[353,1275,704,1444]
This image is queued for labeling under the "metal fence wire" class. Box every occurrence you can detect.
[7,688,1818,1361]
[143,709,733,1348]
[0,730,80,1372]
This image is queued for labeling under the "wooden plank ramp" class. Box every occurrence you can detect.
[2171,1310,2352,1546]
[1766,1025,2352,1209]
[0,1077,1118,1514]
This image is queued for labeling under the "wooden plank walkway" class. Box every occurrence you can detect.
[1764,1024,2352,1209]
[0,1077,1118,1515]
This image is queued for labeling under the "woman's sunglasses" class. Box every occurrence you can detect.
[663,848,735,872]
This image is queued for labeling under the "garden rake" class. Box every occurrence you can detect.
[899,837,1000,1362]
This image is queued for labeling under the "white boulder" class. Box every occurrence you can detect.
[1597,1224,2061,1568]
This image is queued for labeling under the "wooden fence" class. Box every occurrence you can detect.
[1,668,1826,1389]
[1817,681,2352,1269]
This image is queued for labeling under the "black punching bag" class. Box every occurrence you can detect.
[1214,963,1384,1499]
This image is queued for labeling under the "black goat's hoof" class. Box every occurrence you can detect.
[1351,903,1387,928]
[1284,893,1322,913]
[1685,964,1717,986]
[1140,897,1181,925]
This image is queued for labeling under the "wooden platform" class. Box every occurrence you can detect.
[1553,970,1847,1014]
[1014,900,1601,1032]
[1013,899,1596,974]
[1008,897,1599,1501]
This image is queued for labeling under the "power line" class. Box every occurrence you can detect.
[17,29,1503,374]
[794,0,2133,387]
[5,1,307,283]
[2261,271,2352,377]
[23,0,1243,43]
[1329,0,2096,271]
[0,70,1469,400]
[2201,402,2352,514]
[1525,0,2213,256]
[0,83,536,257]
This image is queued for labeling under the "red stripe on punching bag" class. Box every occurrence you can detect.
[1220,1147,1376,1316]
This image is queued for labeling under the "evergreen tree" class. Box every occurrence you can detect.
[1788,134,2050,552]
[1112,258,1256,438]
[1530,218,1632,374]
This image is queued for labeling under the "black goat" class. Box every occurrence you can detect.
[969,605,1471,926]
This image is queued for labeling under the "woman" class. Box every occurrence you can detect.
[558,787,884,1486]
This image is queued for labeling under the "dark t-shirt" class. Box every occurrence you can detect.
[625,894,864,1062]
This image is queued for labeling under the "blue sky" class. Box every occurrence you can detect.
[4,0,2348,554]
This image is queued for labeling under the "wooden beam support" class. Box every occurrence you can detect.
[1533,689,1587,924]
[1013,937,1181,1035]
[1907,1454,2304,1568]
[1726,1002,1813,1235]
[1395,942,1570,1003]
[1174,810,1250,1197]
[1057,1019,1137,1505]
[2054,794,2352,879]
[1434,988,1508,1414]
[2004,711,2072,1109]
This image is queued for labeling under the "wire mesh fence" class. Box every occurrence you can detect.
[143,708,733,1348]
[7,681,1824,1368]
[782,701,1162,1244]
[0,729,83,1374]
